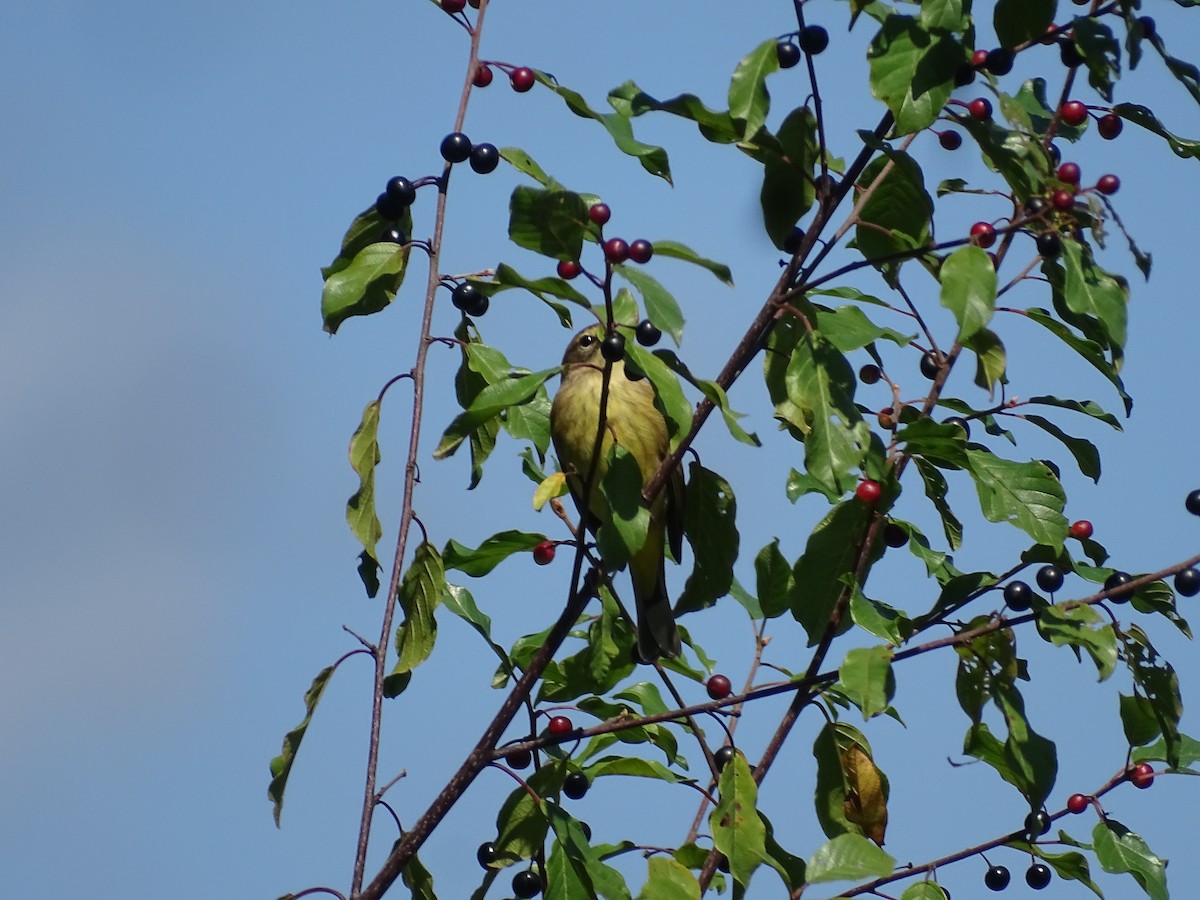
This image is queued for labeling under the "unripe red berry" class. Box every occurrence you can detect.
[557,259,582,280]
[589,203,611,226]
[1098,113,1123,140]
[1052,189,1075,210]
[1061,100,1088,126]
[856,480,882,504]
[472,64,493,88]
[604,238,630,264]
[1057,162,1081,185]
[706,674,733,700]
[510,67,536,92]
[968,97,993,120]
[972,49,989,67]
[441,0,466,12]
[629,239,653,264]
[1097,174,1120,196]
[1067,793,1089,814]
[533,541,556,565]
[1130,762,1155,789]
[547,715,573,736]
[969,221,996,248]
[1069,520,1094,540]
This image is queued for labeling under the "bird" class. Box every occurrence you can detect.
[550,324,684,661]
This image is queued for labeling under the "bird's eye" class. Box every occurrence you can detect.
[579,334,596,347]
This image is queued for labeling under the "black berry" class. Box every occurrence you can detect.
[859,363,881,384]
[884,522,909,548]
[635,319,662,346]
[1186,489,1200,516]
[601,332,626,362]
[1036,564,1064,593]
[451,282,483,312]
[505,746,532,769]
[1059,38,1084,68]
[798,25,829,55]
[380,227,407,244]
[563,771,589,800]
[375,191,406,220]
[1175,567,1200,597]
[440,132,473,163]
[920,352,939,379]
[477,841,497,868]
[984,864,1011,891]
[385,176,417,207]
[939,130,963,150]
[1025,810,1051,837]
[985,48,1015,76]
[776,40,801,68]
[1104,571,1134,603]
[1026,863,1052,890]
[1098,114,1123,140]
[469,142,500,174]
[714,746,736,771]
[783,226,805,254]
[512,869,542,898]
[1036,232,1062,258]
[1004,581,1033,612]
[944,416,970,438]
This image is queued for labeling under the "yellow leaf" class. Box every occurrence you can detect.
[533,472,568,510]
[842,745,888,846]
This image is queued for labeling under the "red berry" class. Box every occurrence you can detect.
[441,0,466,11]
[629,239,653,264]
[1069,520,1094,540]
[707,674,733,700]
[472,63,493,87]
[588,203,611,226]
[1067,793,1089,814]
[968,97,992,120]
[939,130,963,150]
[1057,162,1081,185]
[533,541,556,565]
[969,221,996,249]
[547,715,573,736]
[1130,762,1155,789]
[556,259,581,280]
[1061,100,1088,126]
[1097,174,1120,195]
[877,407,896,429]
[604,238,630,264]
[1098,113,1123,140]
[510,67,536,93]
[1052,188,1075,210]
[856,480,882,504]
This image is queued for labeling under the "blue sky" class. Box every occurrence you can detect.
[3,2,1200,897]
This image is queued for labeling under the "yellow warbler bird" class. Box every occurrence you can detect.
[550,325,684,661]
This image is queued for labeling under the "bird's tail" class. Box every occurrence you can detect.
[635,565,681,662]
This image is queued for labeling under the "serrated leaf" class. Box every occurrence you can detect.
[676,464,739,614]
[939,246,996,342]
[1093,819,1168,900]
[965,449,1067,549]
[709,752,767,888]
[837,646,896,720]
[346,399,383,575]
[443,530,548,577]
[867,15,963,134]
[806,833,895,883]
[268,662,339,826]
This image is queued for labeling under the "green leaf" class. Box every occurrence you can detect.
[1024,309,1131,414]
[854,151,934,265]
[850,586,912,645]
[389,541,444,692]
[994,0,1054,48]
[542,590,636,703]
[964,449,1067,549]
[1035,603,1117,680]
[813,723,891,844]
[814,304,914,353]
[1024,846,1104,899]
[755,539,794,619]
[508,186,590,259]
[759,105,819,247]
[489,262,590,326]
[913,456,963,550]
[321,205,413,334]
[1023,415,1101,482]
[623,344,693,447]
[1134,733,1200,770]
[963,327,1007,397]
[760,814,807,890]
[1122,626,1182,768]
[1074,17,1121,102]
[676,464,739,614]
[867,15,963,134]
[442,583,513,681]
[636,857,700,900]
[400,851,436,900]
[268,662,339,826]
[939,246,996,342]
[696,380,761,447]
[596,444,651,568]
[792,501,876,644]
[499,146,564,188]
[434,367,560,460]
[449,322,502,487]
[649,240,734,285]
[585,755,690,784]
[837,646,896,719]
[901,883,950,900]
[443,530,548,577]
[896,418,971,469]
[346,399,383,576]
[918,0,966,31]
[606,81,740,145]
[616,266,685,346]
[728,38,778,139]
[546,805,632,900]
[1044,240,1129,352]
[1092,819,1168,900]
[495,764,561,863]
[1113,102,1200,160]
[709,751,767,889]
[806,834,895,884]
[1120,692,1162,747]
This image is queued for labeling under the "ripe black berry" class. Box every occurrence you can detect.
[1186,489,1200,516]
[635,319,662,346]
[776,40,801,69]
[1025,196,1049,217]
[1035,232,1062,258]
[884,522,909,548]
[859,364,881,385]
[385,176,417,208]
[380,227,407,244]
[714,746,736,771]
[601,332,626,362]
[814,172,838,199]
[1004,581,1033,612]
[512,869,542,898]
[375,192,406,221]
[1104,571,1134,603]
[1025,810,1051,837]
[469,143,500,174]
[920,352,939,379]
[1026,862,1052,890]
[985,48,1015,76]
[798,25,829,55]
[451,282,483,312]
[440,132,473,163]
[984,864,1011,891]
[563,771,589,800]
[1059,38,1084,68]
[477,841,497,868]
[783,226,805,254]
[1175,567,1200,597]
[1036,565,1064,593]
[939,130,963,150]
[954,63,976,87]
